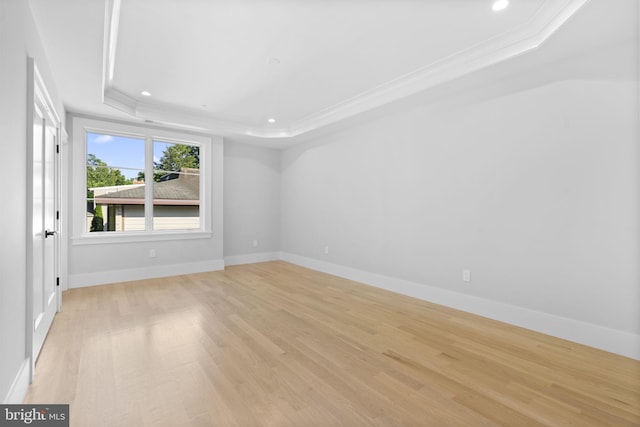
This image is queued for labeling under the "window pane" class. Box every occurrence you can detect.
[86,133,145,232]
[152,141,200,230]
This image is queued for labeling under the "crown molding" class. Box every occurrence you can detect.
[103,0,589,140]
[104,85,294,137]
[289,0,590,137]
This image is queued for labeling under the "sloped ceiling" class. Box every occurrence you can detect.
[28,0,605,145]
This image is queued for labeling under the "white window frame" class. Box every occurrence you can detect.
[71,117,214,244]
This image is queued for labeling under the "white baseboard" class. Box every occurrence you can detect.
[279,252,640,360]
[69,259,225,288]
[224,252,280,266]
[3,358,30,404]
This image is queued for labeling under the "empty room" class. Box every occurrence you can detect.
[1,0,639,425]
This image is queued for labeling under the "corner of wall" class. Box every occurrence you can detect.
[224,252,280,267]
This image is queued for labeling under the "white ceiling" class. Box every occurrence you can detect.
[27,0,635,146]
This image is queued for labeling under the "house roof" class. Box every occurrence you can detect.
[95,170,199,206]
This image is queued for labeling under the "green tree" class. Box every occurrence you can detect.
[86,155,131,232]
[87,154,131,194]
[90,205,104,232]
[150,144,199,182]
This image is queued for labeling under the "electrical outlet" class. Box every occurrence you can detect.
[253,239,258,248]
[324,246,329,255]
[462,269,471,283]
[149,249,156,258]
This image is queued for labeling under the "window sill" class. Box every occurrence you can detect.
[71,231,213,245]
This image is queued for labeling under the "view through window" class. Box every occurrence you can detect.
[86,133,201,232]
[152,141,200,231]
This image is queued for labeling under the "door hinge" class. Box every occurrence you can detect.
[56,210,60,220]
[56,277,60,287]
[56,144,59,153]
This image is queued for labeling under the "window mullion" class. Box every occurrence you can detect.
[144,136,153,231]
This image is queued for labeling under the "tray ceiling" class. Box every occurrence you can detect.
[29,0,594,143]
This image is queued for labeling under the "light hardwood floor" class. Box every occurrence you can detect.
[25,261,639,426]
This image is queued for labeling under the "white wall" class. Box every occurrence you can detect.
[0,0,65,402]
[280,31,639,356]
[223,141,281,265]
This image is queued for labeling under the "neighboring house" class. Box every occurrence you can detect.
[91,168,200,231]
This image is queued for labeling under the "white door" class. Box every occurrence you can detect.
[30,61,60,371]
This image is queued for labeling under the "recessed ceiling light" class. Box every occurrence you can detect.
[141,91,151,96]
[492,0,509,11]
[268,118,276,123]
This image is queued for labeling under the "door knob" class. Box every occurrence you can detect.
[45,230,57,238]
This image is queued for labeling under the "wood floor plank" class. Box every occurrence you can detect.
[24,261,640,426]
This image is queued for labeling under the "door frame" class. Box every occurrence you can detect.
[26,57,62,382]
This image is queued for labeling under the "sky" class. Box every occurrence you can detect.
[87,132,175,179]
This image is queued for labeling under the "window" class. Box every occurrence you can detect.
[72,117,216,242]
[86,133,145,232]
[152,141,200,231]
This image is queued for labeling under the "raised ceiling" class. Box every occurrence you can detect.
[29,0,595,143]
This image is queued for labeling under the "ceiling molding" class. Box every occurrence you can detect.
[103,0,590,140]
[103,87,136,116]
[102,0,120,98]
[289,0,591,137]
[104,86,294,137]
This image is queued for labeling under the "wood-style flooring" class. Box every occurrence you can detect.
[25,261,640,426]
